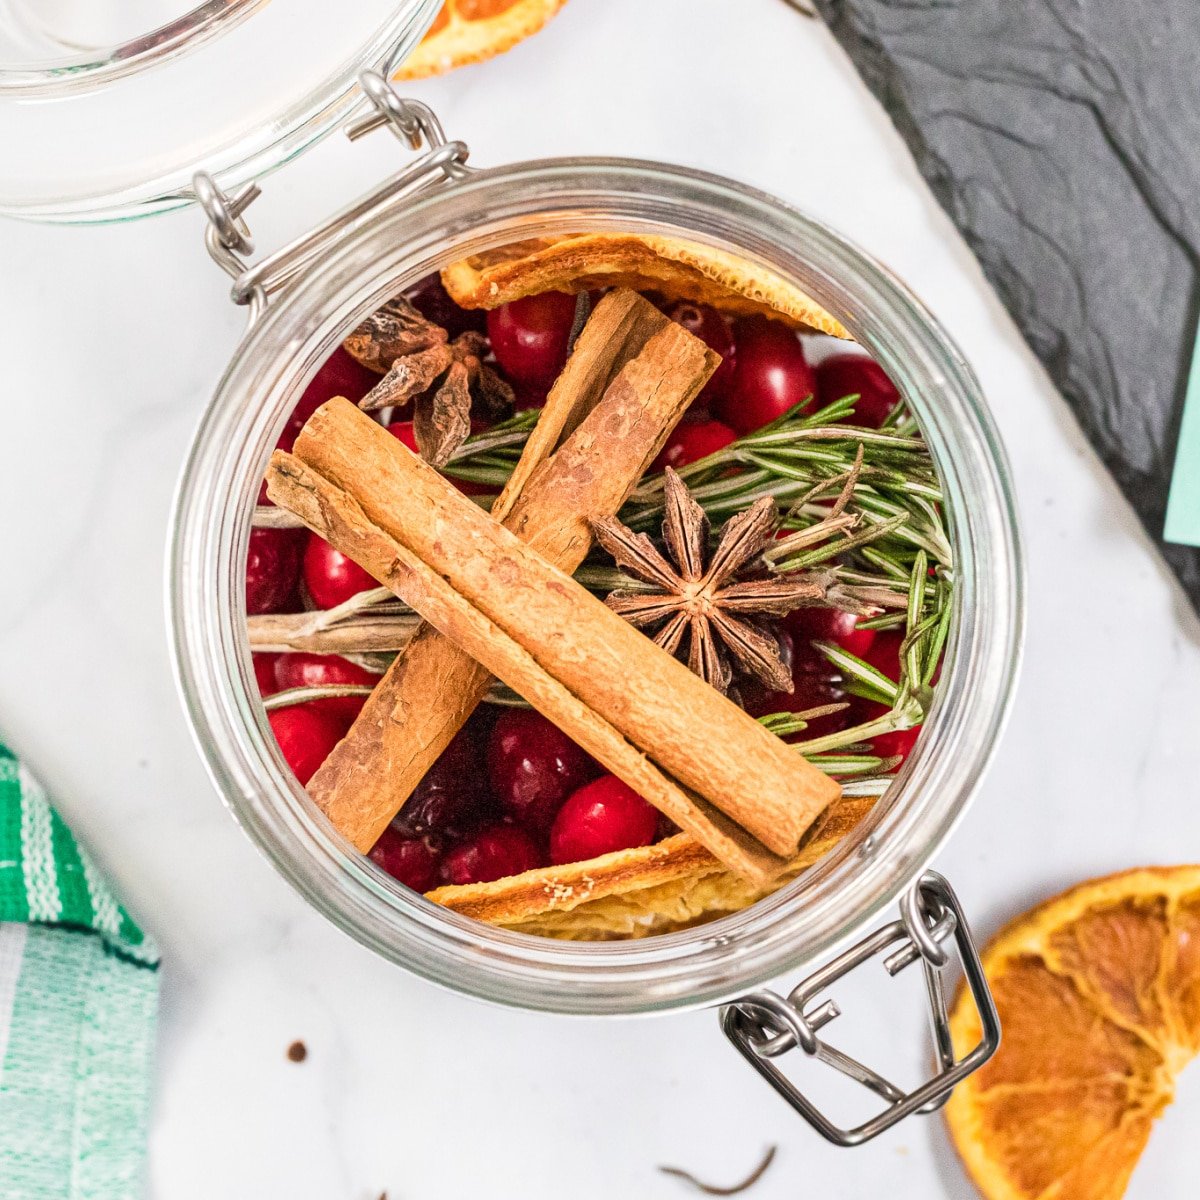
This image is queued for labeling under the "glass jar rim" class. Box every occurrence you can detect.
[170,157,1024,1016]
[0,0,441,222]
[0,0,263,91]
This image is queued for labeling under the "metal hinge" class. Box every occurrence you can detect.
[193,70,470,323]
[720,871,1000,1146]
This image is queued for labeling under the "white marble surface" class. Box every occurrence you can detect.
[2,1,1199,1196]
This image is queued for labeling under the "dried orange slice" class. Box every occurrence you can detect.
[947,866,1200,1200]
[395,0,569,81]
[441,235,851,338]
[460,796,876,940]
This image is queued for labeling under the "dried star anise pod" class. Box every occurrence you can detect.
[343,295,514,468]
[590,468,828,693]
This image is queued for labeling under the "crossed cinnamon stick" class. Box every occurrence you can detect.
[265,291,840,883]
[306,291,687,846]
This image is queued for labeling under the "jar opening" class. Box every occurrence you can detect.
[171,159,1024,1014]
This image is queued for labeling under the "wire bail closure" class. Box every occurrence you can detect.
[720,871,1000,1147]
[193,79,1000,1135]
[193,71,471,322]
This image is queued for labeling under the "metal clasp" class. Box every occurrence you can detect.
[720,871,1000,1147]
[193,70,471,322]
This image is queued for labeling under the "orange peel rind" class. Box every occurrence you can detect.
[395,0,569,81]
[947,866,1200,1200]
[429,796,874,938]
[440,234,851,338]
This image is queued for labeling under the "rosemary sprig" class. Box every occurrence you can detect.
[252,394,954,787]
[773,550,945,773]
[264,679,518,710]
[814,643,898,705]
[247,586,419,654]
[440,408,539,488]
[263,684,375,712]
[756,704,849,738]
[805,753,898,778]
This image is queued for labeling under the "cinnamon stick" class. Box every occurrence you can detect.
[492,287,670,513]
[278,404,841,859]
[307,292,697,850]
[267,451,787,882]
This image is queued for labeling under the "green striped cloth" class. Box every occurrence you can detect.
[0,743,158,1199]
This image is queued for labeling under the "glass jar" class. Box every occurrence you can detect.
[0,0,440,221]
[169,114,1023,1065]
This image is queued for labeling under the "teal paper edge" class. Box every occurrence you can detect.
[1164,316,1200,546]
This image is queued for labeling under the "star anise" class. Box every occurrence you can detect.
[590,468,828,694]
[343,295,514,468]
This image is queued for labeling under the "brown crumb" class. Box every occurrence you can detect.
[286,1040,307,1063]
[658,1146,777,1195]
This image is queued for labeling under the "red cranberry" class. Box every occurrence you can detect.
[846,689,921,764]
[261,346,376,504]
[369,826,442,892]
[845,631,929,764]
[441,824,543,885]
[850,694,888,721]
[302,533,376,609]
[817,353,900,428]
[258,348,383,503]
[273,653,376,723]
[389,418,491,497]
[404,273,486,337]
[735,629,845,740]
[872,726,922,760]
[741,670,848,741]
[664,301,736,406]
[253,653,280,696]
[287,347,377,441]
[857,627,940,685]
[512,384,548,411]
[488,709,598,832]
[843,632,905,724]
[652,419,738,471]
[269,347,379,499]
[394,727,494,845]
[550,776,660,865]
[387,420,419,452]
[268,704,346,786]
[714,316,815,435]
[486,292,577,387]
[449,476,492,498]
[264,348,378,492]
[861,629,906,680]
[246,528,303,615]
[786,606,876,659]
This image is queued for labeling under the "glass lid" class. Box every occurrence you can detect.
[0,0,441,223]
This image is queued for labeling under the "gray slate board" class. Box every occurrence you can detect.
[813,0,1200,612]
